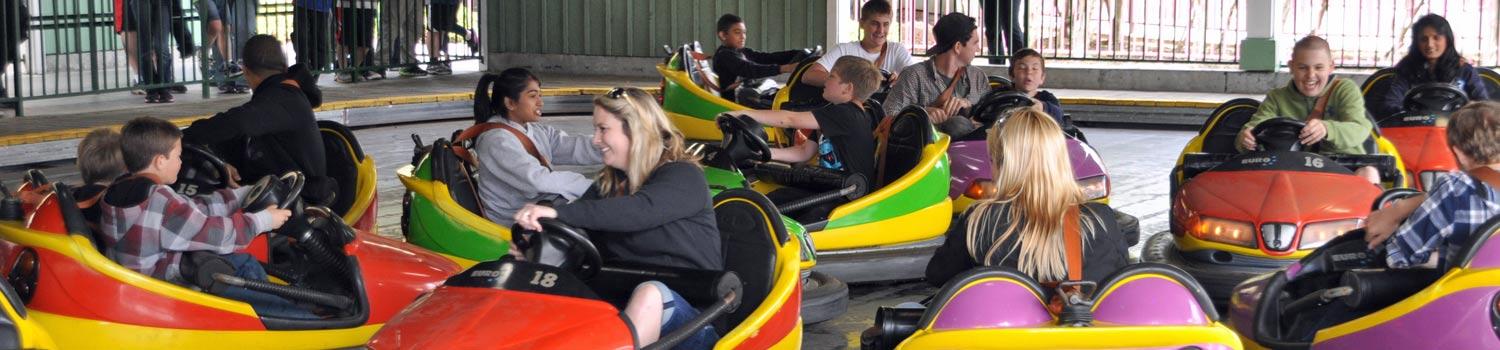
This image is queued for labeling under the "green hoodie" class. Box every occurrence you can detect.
[1242,77,1372,155]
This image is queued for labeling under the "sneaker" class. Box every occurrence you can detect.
[224,64,244,79]
[170,84,188,93]
[145,91,161,104]
[335,72,357,83]
[361,69,385,81]
[399,65,429,77]
[428,63,452,76]
[157,90,175,103]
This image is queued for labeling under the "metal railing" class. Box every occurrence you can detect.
[884,0,1498,68]
[1,0,482,116]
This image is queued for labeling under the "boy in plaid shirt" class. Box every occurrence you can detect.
[99,117,310,318]
[1365,101,1500,268]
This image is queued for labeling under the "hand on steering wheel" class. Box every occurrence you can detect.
[1299,119,1328,146]
[1251,118,1308,152]
[240,172,306,212]
[716,114,774,163]
[512,217,603,279]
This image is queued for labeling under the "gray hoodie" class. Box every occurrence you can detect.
[476,118,603,226]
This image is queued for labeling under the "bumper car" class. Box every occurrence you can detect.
[1145,99,1409,305]
[712,106,952,284]
[368,189,803,349]
[948,90,1140,246]
[1362,70,1481,190]
[860,264,1241,350]
[657,42,819,143]
[0,151,463,348]
[1227,216,1500,349]
[395,129,848,324]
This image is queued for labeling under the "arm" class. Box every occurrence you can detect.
[1384,187,1458,268]
[554,163,710,232]
[1465,65,1491,101]
[925,214,977,287]
[737,109,822,130]
[152,186,270,254]
[1237,92,1283,152]
[770,141,816,163]
[803,62,831,86]
[181,102,281,146]
[1321,81,1375,151]
[1379,73,1412,119]
[743,48,802,65]
[478,131,594,201]
[1365,193,1428,249]
[716,49,788,81]
[540,126,604,166]
[190,186,256,217]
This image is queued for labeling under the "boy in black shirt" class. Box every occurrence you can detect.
[711,13,800,101]
[735,56,881,220]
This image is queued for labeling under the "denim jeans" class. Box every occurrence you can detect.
[644,281,719,350]
[218,253,319,319]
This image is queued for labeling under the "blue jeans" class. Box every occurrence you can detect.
[644,281,719,350]
[219,253,319,319]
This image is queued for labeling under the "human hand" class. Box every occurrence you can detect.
[513,204,559,232]
[225,164,242,189]
[926,106,952,124]
[264,206,292,230]
[1300,119,1328,145]
[1238,127,1258,151]
[781,63,798,73]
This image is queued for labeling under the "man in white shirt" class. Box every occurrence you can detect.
[803,0,919,87]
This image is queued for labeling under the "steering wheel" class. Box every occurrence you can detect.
[1252,229,1382,348]
[176,144,235,194]
[517,219,603,279]
[1403,82,1469,115]
[969,90,1034,126]
[716,114,774,164]
[240,172,306,211]
[1251,118,1308,152]
[1372,188,1422,211]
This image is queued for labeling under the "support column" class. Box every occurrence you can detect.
[1240,0,1278,71]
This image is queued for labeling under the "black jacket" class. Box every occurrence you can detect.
[182,64,332,203]
[926,202,1128,287]
[711,45,800,100]
[555,162,723,271]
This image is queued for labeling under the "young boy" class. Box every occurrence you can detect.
[804,0,918,86]
[711,13,802,101]
[734,56,882,220]
[101,117,309,318]
[1236,35,1379,183]
[1006,48,1068,128]
[77,128,128,186]
[1365,101,1500,268]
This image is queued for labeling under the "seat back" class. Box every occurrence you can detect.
[46,183,106,253]
[712,189,786,330]
[874,106,935,188]
[318,120,364,216]
[1361,68,1398,119]
[920,267,1052,330]
[1092,263,1218,326]
[1199,98,1261,154]
[681,42,721,94]
[1456,214,1500,269]
[1479,67,1500,102]
[428,139,484,216]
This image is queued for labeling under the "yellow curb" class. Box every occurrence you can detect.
[0,87,661,147]
[1059,97,1222,109]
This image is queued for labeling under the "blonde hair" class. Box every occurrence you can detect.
[831,56,882,101]
[965,107,1093,282]
[592,88,700,196]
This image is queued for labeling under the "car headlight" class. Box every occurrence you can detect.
[1419,171,1446,190]
[1299,219,1364,250]
[1078,175,1109,200]
[964,180,997,199]
[1191,217,1257,248]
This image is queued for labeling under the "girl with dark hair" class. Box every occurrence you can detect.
[1378,14,1490,118]
[470,68,602,226]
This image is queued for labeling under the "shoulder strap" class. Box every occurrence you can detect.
[872,114,899,186]
[1308,79,1342,121]
[930,65,967,108]
[1062,205,1084,282]
[874,42,889,70]
[1468,166,1500,193]
[451,122,551,169]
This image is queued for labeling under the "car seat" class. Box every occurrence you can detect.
[874,106,936,188]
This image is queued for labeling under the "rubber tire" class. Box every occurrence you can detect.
[1142,231,1272,307]
[801,270,849,325]
[1115,211,1141,247]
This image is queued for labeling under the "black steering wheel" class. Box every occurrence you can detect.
[176,144,235,195]
[1403,82,1469,115]
[1372,188,1423,211]
[516,219,603,279]
[969,90,1034,126]
[241,172,306,211]
[1251,118,1308,152]
[716,113,774,164]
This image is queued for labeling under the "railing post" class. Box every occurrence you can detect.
[828,0,852,46]
[1240,0,1277,72]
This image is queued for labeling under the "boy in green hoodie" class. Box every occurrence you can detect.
[1237,35,1379,183]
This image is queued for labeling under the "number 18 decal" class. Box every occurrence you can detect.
[530,271,558,288]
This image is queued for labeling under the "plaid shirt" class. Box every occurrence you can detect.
[1386,171,1500,268]
[100,184,272,283]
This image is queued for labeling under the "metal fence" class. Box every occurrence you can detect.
[884,0,1499,68]
[1,0,481,116]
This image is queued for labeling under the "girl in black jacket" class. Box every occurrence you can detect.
[1377,14,1491,118]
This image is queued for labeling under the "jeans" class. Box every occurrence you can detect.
[644,281,719,350]
[219,253,319,319]
[292,7,331,70]
[132,0,174,90]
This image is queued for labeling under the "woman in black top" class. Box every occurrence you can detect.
[513,87,721,349]
[1376,14,1490,118]
[926,107,1128,287]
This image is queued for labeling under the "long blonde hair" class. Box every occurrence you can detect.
[592,88,700,196]
[965,106,1092,282]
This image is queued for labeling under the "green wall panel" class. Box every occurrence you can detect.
[491,0,826,58]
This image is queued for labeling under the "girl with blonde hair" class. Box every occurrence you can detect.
[926,106,1128,286]
[514,87,721,349]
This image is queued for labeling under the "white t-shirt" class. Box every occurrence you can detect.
[816,41,919,73]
